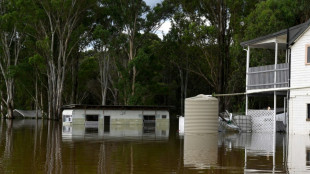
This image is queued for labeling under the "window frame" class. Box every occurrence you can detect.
[306,147,310,166]
[85,114,99,122]
[63,115,72,123]
[305,44,310,65]
[307,104,310,121]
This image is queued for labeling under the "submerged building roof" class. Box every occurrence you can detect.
[241,19,310,47]
[62,104,171,111]
[13,109,42,118]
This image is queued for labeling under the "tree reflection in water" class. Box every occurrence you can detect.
[0,119,306,173]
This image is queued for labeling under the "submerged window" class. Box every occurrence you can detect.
[162,115,167,119]
[307,148,310,166]
[144,115,155,120]
[308,104,310,119]
[86,115,99,121]
[85,127,98,134]
[63,126,72,133]
[63,115,72,122]
[306,45,310,64]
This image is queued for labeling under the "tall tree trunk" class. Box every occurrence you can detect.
[98,52,110,105]
[179,67,189,116]
[184,66,188,110]
[40,85,44,118]
[0,28,22,119]
[7,99,13,119]
[71,55,79,104]
[129,38,137,97]
[36,0,88,120]
[0,90,4,119]
[6,80,14,119]
[108,59,119,105]
[179,68,184,116]
[35,75,39,119]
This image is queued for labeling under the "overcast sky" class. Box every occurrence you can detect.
[144,0,162,7]
[144,0,171,39]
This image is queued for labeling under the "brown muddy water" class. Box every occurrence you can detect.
[0,119,309,173]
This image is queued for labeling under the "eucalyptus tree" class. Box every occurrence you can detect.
[167,0,259,111]
[163,12,194,116]
[99,0,174,105]
[92,1,114,105]
[99,0,150,104]
[29,0,96,119]
[0,0,27,118]
[0,76,4,118]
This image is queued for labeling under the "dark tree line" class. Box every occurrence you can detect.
[1,0,310,119]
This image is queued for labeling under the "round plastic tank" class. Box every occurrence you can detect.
[184,94,218,133]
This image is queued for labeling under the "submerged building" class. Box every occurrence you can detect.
[61,104,170,128]
[241,19,310,134]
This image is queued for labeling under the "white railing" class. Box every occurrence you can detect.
[247,63,289,90]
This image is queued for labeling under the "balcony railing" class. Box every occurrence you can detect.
[247,63,289,90]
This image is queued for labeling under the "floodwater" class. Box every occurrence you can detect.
[0,120,309,174]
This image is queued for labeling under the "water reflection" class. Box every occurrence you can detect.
[1,119,310,173]
[184,133,218,169]
[62,123,169,142]
[288,134,310,173]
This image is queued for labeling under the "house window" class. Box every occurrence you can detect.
[63,115,72,123]
[306,44,310,64]
[307,148,310,166]
[308,104,310,120]
[63,126,72,133]
[85,127,98,134]
[86,115,99,121]
[162,115,167,119]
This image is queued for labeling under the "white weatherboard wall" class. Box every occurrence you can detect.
[63,109,169,126]
[289,27,310,134]
[289,95,310,134]
[288,134,310,173]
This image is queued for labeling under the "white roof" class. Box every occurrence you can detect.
[13,109,42,118]
[62,110,73,115]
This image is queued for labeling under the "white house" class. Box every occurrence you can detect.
[61,104,170,128]
[241,19,310,134]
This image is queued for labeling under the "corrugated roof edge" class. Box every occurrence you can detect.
[61,104,172,111]
[240,19,310,47]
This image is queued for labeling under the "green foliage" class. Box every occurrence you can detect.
[2,0,310,115]
[245,0,298,40]
[28,54,46,71]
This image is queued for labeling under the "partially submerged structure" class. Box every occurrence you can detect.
[241,19,310,134]
[13,109,42,118]
[61,105,170,128]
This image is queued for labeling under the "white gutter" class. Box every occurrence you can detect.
[213,86,310,97]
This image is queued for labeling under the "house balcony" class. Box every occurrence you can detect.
[247,63,289,90]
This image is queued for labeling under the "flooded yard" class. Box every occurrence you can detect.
[0,119,308,173]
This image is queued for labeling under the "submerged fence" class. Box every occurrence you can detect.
[248,109,275,133]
